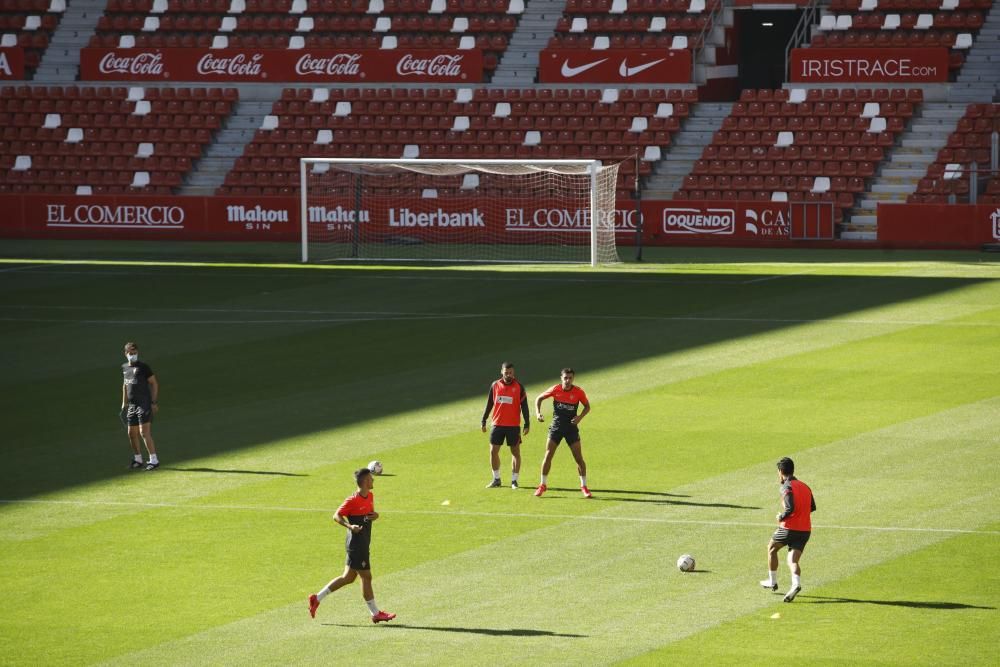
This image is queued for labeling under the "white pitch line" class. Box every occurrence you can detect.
[2,498,997,536]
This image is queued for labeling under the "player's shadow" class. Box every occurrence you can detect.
[548,488,758,510]
[323,623,586,637]
[164,467,308,477]
[802,595,995,610]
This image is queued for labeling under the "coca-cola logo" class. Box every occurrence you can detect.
[396,53,464,78]
[295,53,362,77]
[98,52,164,76]
[196,52,264,77]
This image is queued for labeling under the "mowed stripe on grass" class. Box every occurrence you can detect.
[0,262,997,666]
[90,399,1000,667]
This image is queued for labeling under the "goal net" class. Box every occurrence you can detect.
[299,159,621,265]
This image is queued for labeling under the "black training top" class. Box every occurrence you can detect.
[122,361,155,405]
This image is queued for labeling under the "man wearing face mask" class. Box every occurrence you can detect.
[121,341,160,470]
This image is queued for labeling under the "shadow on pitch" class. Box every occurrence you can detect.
[802,595,995,610]
[323,623,586,637]
[165,466,308,477]
[548,488,758,510]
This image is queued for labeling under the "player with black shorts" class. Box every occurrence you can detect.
[761,457,816,602]
[308,467,395,623]
[120,341,160,471]
[481,362,530,489]
[533,368,592,498]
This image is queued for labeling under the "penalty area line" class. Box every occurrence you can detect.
[1,498,997,536]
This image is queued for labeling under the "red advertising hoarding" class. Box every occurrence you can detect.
[79,48,483,83]
[0,194,846,247]
[539,48,691,84]
[789,48,949,83]
[0,47,25,80]
[877,202,1000,248]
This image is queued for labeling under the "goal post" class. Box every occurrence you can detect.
[299,158,621,265]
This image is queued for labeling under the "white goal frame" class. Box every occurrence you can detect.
[299,158,615,266]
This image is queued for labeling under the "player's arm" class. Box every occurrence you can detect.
[148,374,159,413]
[534,388,552,422]
[777,489,794,522]
[572,398,590,425]
[334,511,362,533]
[121,382,126,410]
[811,495,816,512]
[520,385,530,434]
[481,385,495,432]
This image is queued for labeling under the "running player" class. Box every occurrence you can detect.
[481,361,530,489]
[533,368,592,498]
[760,457,816,602]
[120,341,160,471]
[309,468,395,623]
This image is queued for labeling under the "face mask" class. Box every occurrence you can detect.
[127,353,138,362]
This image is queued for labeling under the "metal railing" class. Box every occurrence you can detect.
[691,0,727,84]
[784,0,825,82]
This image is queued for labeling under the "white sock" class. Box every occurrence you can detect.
[511,472,519,482]
[580,476,587,487]
[767,571,777,585]
[492,469,500,480]
[366,598,379,615]
[792,573,801,589]
[316,588,329,601]
[149,454,159,464]
[133,454,143,463]
[540,474,547,485]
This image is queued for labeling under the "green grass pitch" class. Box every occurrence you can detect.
[0,246,998,665]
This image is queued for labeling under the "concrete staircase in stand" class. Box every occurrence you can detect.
[642,102,732,199]
[489,0,563,86]
[950,0,1000,102]
[843,102,966,239]
[32,0,105,82]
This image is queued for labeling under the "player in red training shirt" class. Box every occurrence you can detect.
[533,368,592,498]
[308,468,395,623]
[481,361,530,489]
[760,457,816,603]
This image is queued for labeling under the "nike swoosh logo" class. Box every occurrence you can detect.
[560,58,607,78]
[619,58,666,77]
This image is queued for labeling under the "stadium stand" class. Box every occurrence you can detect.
[809,0,995,73]
[674,87,924,222]
[88,0,525,74]
[548,0,719,51]
[0,85,238,194]
[218,86,696,199]
[0,0,66,78]
[910,102,1000,203]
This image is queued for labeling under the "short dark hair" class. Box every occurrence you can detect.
[777,457,795,476]
[124,341,138,350]
[561,367,575,376]
[501,361,514,369]
[354,467,373,484]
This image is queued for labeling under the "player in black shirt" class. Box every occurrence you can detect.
[121,341,161,470]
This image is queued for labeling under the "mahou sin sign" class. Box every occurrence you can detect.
[80,48,483,82]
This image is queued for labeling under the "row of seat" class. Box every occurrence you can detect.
[709,129,900,146]
[817,10,984,30]
[564,0,718,13]
[0,139,206,158]
[693,159,880,177]
[739,88,923,103]
[556,14,710,31]
[722,117,907,133]
[703,145,886,161]
[0,99,233,115]
[105,0,521,13]
[0,85,239,100]
[732,101,914,118]
[830,0,991,10]
[683,175,869,194]
[278,86,696,102]
[96,13,517,33]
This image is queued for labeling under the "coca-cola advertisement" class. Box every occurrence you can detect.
[0,47,25,80]
[539,48,691,84]
[79,48,483,83]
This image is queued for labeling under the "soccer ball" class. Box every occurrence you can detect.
[676,554,696,572]
[368,460,383,475]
